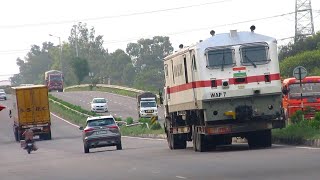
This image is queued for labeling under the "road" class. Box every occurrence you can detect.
[51,91,164,122]
[1,94,320,180]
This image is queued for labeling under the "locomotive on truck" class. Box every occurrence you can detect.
[162,26,285,152]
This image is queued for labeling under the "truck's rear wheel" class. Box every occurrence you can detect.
[14,128,18,142]
[167,133,187,150]
[193,132,208,152]
[247,129,271,149]
[41,131,52,140]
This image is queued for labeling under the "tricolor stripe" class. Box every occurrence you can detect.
[233,67,246,71]
[167,73,280,94]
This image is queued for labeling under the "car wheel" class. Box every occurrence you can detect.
[84,144,90,153]
[116,142,122,150]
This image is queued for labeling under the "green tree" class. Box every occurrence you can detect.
[280,50,320,78]
[70,57,90,84]
[279,32,320,61]
[126,36,173,90]
[68,22,109,78]
[106,49,133,85]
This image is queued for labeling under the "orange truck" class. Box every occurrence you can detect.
[11,85,51,141]
[282,76,320,119]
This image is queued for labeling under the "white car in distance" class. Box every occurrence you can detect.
[91,98,108,113]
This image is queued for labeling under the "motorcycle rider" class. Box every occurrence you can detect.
[22,129,37,150]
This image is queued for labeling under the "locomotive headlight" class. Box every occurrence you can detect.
[222,79,229,89]
[268,105,273,110]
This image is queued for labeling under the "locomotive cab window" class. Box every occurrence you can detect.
[240,43,270,67]
[206,48,234,70]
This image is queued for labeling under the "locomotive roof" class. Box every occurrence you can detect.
[164,31,276,61]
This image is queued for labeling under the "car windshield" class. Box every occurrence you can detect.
[93,99,106,103]
[87,118,115,127]
[289,83,320,98]
[141,101,157,108]
[49,75,62,81]
[0,92,5,96]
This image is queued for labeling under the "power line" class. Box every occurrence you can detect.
[103,11,297,45]
[0,0,231,29]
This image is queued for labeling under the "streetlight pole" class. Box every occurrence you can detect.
[49,34,63,74]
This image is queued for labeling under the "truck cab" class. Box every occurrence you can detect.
[137,92,158,119]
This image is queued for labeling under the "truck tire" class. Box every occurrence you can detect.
[167,132,187,150]
[14,128,18,142]
[193,132,208,152]
[247,130,271,149]
[44,131,52,140]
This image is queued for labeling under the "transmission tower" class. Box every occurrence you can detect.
[295,0,315,42]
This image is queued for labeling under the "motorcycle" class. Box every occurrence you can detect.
[21,140,37,154]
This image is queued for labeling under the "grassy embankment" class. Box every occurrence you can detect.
[272,110,320,142]
[49,94,164,136]
[65,86,138,98]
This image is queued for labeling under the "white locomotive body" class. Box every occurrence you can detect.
[163,28,285,151]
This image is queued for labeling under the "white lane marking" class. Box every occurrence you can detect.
[296,147,320,150]
[176,176,187,179]
[50,113,80,128]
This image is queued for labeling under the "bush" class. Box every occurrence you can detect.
[291,110,304,124]
[126,117,134,125]
[151,122,162,130]
[139,118,151,125]
[115,117,122,122]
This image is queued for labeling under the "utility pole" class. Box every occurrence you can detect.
[295,0,315,42]
[49,34,63,74]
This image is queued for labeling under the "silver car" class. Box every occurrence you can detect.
[0,92,7,100]
[90,98,108,113]
[80,115,122,153]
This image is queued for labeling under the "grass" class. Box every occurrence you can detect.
[49,101,87,127]
[65,86,138,98]
[272,112,320,141]
[119,125,164,136]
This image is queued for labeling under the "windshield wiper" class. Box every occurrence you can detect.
[221,53,225,71]
[244,55,257,68]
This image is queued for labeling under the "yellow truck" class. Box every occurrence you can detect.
[11,85,51,141]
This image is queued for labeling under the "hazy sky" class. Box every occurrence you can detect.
[0,0,319,80]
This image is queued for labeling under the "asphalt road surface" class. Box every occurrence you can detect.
[1,95,320,180]
[51,91,164,122]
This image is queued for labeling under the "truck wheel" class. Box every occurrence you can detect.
[14,128,18,142]
[42,131,52,140]
[167,133,186,150]
[247,130,271,149]
[194,132,208,152]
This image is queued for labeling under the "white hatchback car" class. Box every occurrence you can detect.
[91,98,108,112]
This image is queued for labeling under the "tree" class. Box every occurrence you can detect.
[68,22,109,77]
[126,36,173,70]
[126,36,173,90]
[280,50,320,78]
[105,49,133,85]
[279,31,320,61]
[13,42,55,84]
[70,57,90,84]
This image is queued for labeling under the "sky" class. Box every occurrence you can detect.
[0,0,319,81]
